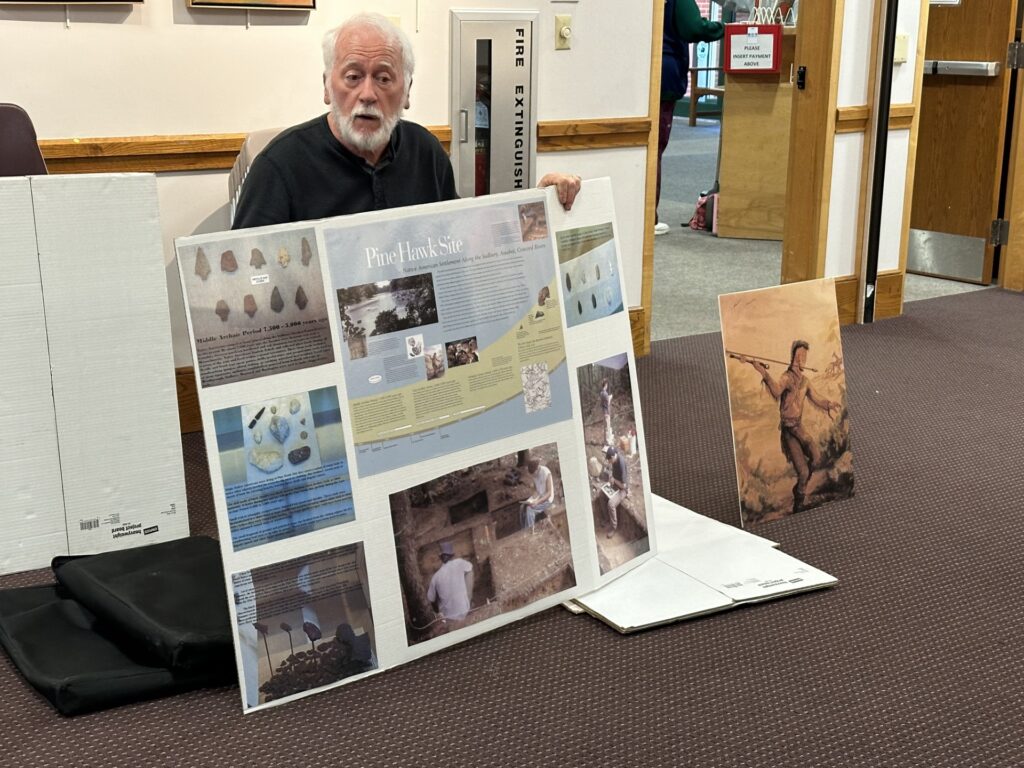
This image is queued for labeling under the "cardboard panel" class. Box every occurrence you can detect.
[31,174,189,553]
[0,179,67,573]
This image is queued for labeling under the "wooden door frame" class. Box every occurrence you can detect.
[1000,2,1024,291]
[891,0,931,307]
[636,0,665,356]
[781,0,844,285]
[1003,109,1024,288]
[1002,77,1024,290]
[783,0,932,324]
[859,0,930,321]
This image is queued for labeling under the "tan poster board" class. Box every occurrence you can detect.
[719,279,854,525]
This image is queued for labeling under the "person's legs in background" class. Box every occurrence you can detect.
[655,99,677,236]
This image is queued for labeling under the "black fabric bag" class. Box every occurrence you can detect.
[52,536,234,673]
[0,585,222,716]
[0,536,235,716]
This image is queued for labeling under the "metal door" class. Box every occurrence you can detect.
[908,0,1019,283]
[450,11,538,198]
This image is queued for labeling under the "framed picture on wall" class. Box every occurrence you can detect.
[0,1,143,5]
[188,0,314,9]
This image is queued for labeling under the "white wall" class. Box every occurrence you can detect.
[837,0,872,108]
[837,0,921,107]
[1,0,653,366]
[879,129,910,272]
[826,133,864,277]
[890,0,923,106]
[825,130,907,278]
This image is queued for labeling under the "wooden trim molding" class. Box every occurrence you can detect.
[834,270,904,324]
[39,118,651,174]
[538,117,651,151]
[629,306,648,358]
[836,104,871,129]
[39,134,246,174]
[835,103,916,134]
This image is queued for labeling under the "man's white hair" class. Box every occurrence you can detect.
[322,13,415,94]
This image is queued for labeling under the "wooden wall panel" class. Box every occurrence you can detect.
[40,134,246,174]
[717,77,793,240]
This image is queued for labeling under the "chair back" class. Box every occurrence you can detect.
[228,127,283,222]
[0,103,47,176]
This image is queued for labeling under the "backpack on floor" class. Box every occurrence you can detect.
[688,192,718,234]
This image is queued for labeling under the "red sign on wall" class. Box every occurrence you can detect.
[724,23,782,74]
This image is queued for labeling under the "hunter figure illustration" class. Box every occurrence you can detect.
[730,340,840,513]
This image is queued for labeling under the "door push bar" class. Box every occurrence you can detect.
[923,59,1001,77]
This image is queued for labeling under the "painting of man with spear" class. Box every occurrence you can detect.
[719,280,854,525]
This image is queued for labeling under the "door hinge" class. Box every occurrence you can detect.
[991,218,1010,246]
[1008,41,1024,70]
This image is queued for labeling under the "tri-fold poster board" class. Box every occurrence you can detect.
[176,178,657,712]
[573,495,836,633]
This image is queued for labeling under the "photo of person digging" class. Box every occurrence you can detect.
[577,354,650,575]
[389,444,576,645]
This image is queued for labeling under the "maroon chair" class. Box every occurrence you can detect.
[0,103,47,176]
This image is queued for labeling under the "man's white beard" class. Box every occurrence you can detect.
[332,102,403,155]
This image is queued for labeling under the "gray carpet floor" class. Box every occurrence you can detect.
[1,289,1022,767]
[651,117,988,340]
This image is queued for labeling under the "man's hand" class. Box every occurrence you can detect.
[539,172,582,211]
[730,353,764,371]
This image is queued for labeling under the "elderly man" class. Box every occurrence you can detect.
[233,13,581,230]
